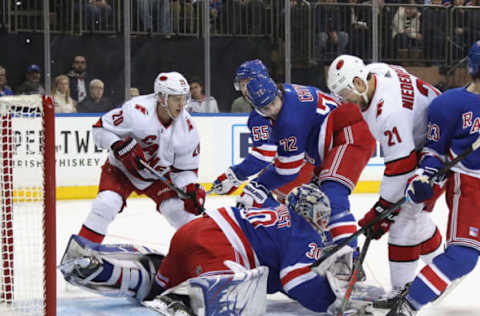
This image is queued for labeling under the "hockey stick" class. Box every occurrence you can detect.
[311,135,480,269]
[139,160,205,213]
[337,233,373,316]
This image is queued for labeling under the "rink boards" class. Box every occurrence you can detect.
[14,113,385,200]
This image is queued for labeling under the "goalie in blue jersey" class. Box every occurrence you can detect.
[59,184,384,316]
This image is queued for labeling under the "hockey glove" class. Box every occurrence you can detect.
[183,183,206,215]
[406,166,446,204]
[358,199,400,240]
[236,180,270,209]
[212,167,244,195]
[112,137,146,175]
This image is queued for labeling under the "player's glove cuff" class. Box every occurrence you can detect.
[212,167,244,195]
[236,180,270,209]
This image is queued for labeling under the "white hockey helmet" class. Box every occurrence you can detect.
[327,55,369,103]
[154,72,190,119]
[154,71,190,100]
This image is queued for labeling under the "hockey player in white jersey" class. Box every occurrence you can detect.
[77,72,205,244]
[327,55,444,304]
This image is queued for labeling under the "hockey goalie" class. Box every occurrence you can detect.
[60,184,384,315]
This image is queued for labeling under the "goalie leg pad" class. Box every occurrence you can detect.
[59,235,164,301]
[145,262,269,316]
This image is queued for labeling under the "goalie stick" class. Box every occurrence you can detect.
[311,135,480,269]
[337,233,373,316]
[139,159,205,213]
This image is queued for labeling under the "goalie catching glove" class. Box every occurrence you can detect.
[212,167,244,195]
[359,198,400,240]
[112,136,146,175]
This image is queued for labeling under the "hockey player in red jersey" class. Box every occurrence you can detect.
[77,72,205,244]
[60,184,385,315]
[386,41,480,316]
[327,54,444,305]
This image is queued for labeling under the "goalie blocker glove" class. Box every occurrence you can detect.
[358,198,400,240]
[112,136,146,176]
[183,183,206,215]
[212,167,245,195]
[236,180,276,209]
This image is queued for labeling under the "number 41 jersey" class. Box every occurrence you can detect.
[361,63,441,203]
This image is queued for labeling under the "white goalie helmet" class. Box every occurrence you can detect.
[327,54,369,103]
[286,184,331,235]
[154,71,190,102]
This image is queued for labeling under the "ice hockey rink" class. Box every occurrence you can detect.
[55,194,480,316]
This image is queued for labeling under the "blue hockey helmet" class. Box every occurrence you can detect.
[234,59,269,91]
[467,40,480,76]
[245,75,279,109]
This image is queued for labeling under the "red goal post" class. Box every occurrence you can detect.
[0,95,56,316]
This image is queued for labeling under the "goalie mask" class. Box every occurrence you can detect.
[154,72,190,120]
[327,55,369,104]
[287,184,331,235]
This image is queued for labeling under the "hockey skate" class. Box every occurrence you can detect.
[372,287,403,309]
[384,284,417,316]
[386,297,417,316]
[143,293,196,316]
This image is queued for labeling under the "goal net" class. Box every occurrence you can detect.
[0,95,56,316]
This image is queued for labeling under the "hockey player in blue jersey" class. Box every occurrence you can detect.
[386,41,480,316]
[59,184,383,315]
[235,74,375,245]
[212,59,314,204]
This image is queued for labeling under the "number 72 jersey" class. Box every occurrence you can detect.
[361,63,441,202]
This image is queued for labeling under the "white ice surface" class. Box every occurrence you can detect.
[54,194,480,316]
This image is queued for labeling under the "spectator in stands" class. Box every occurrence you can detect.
[137,0,171,34]
[461,0,480,56]
[52,75,77,113]
[0,66,13,96]
[77,79,113,113]
[230,95,253,112]
[185,77,219,113]
[392,0,423,58]
[86,0,113,30]
[343,0,373,59]
[127,87,140,100]
[314,0,349,60]
[421,0,448,62]
[15,64,46,95]
[66,56,92,103]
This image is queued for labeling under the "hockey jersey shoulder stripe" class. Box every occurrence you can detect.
[384,150,418,177]
[280,263,317,292]
[206,207,258,270]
